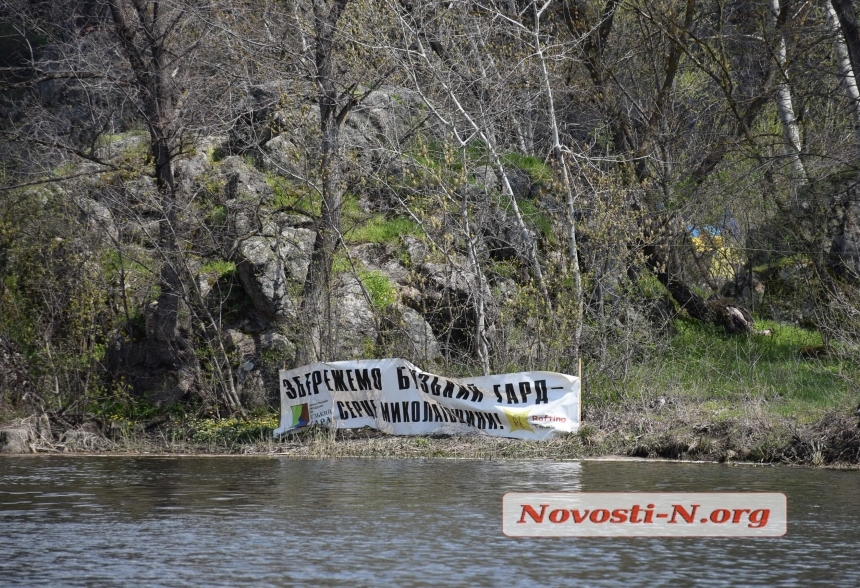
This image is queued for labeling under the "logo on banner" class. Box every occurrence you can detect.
[291,404,310,428]
[503,407,533,433]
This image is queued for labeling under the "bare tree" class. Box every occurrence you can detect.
[295,0,354,364]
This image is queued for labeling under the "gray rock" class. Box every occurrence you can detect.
[480,202,538,262]
[76,197,119,241]
[474,165,498,191]
[236,236,295,322]
[124,175,157,205]
[226,328,294,357]
[261,134,303,178]
[121,219,160,246]
[399,306,441,362]
[259,331,294,354]
[406,259,491,353]
[351,242,409,284]
[221,156,273,202]
[278,227,316,284]
[504,168,538,200]
[238,370,268,410]
[235,218,314,322]
[326,88,424,164]
[227,81,294,153]
[226,198,255,236]
[417,260,485,297]
[0,427,31,454]
[225,329,257,357]
[403,236,428,265]
[259,86,424,176]
[173,149,212,195]
[328,274,378,359]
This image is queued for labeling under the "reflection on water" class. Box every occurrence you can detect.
[1,456,858,586]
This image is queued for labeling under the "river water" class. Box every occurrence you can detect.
[0,456,858,586]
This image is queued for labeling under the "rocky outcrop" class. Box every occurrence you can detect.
[0,427,31,453]
[236,220,315,322]
[75,196,119,242]
[407,260,490,351]
[474,165,498,191]
[237,237,295,322]
[225,328,296,410]
[396,305,442,363]
[339,88,424,158]
[227,81,294,154]
[253,86,425,181]
[106,298,201,406]
[0,415,52,454]
[504,167,539,200]
[351,242,410,285]
[328,274,379,360]
[267,222,317,285]
[261,134,303,179]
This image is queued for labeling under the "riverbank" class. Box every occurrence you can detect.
[3,397,858,467]
[3,320,859,465]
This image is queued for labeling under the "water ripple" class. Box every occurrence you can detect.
[0,457,858,587]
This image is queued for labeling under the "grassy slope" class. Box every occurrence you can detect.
[586,319,855,422]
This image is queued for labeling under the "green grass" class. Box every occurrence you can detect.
[589,318,857,422]
[205,204,227,227]
[495,193,554,242]
[200,260,236,279]
[189,414,280,444]
[502,152,555,184]
[266,175,318,215]
[346,215,421,244]
[340,195,421,245]
[360,270,397,309]
[516,198,554,241]
[332,253,398,310]
[207,145,227,163]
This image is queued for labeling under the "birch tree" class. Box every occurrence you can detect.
[768,0,807,182]
[827,2,860,145]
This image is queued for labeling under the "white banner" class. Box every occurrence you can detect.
[274,358,580,440]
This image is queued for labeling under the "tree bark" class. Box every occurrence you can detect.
[769,0,807,182]
[532,0,584,357]
[827,3,860,145]
[296,0,351,365]
[828,1,860,281]
[831,0,860,82]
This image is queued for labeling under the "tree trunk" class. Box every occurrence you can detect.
[828,1,860,281]
[296,0,351,365]
[461,146,490,376]
[105,1,207,406]
[831,0,860,82]
[827,3,860,145]
[297,111,343,364]
[769,0,807,182]
[532,1,584,357]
